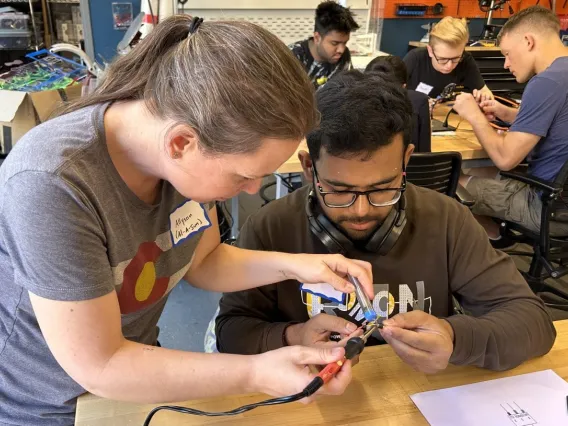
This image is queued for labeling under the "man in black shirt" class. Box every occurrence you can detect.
[366,55,431,153]
[403,17,493,100]
[289,1,359,89]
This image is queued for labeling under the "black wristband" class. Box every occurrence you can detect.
[281,322,300,347]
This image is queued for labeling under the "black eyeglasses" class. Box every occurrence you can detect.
[312,164,406,208]
[431,50,464,65]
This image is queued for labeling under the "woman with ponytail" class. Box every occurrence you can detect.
[0,16,372,425]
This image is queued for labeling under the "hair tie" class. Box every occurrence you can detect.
[189,16,204,35]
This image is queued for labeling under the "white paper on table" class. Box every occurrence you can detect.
[410,370,568,426]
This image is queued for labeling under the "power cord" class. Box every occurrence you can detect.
[142,325,379,424]
[216,201,234,243]
[146,0,155,24]
[260,174,299,206]
[142,377,324,425]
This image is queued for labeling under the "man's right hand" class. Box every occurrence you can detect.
[285,313,361,348]
[250,345,352,402]
[479,99,513,122]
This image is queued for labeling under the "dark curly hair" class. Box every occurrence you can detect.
[307,71,413,162]
[365,55,408,86]
[315,1,360,36]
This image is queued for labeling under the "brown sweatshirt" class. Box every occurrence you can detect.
[216,184,556,370]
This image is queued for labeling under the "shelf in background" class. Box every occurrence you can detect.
[48,0,79,3]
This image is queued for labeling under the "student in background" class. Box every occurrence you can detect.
[453,6,568,244]
[404,17,493,100]
[289,1,359,89]
[366,55,431,152]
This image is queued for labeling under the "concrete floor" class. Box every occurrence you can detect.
[157,282,221,352]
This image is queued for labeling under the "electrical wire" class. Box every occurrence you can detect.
[274,174,296,191]
[147,0,155,24]
[216,201,234,243]
[142,377,324,425]
[260,174,301,205]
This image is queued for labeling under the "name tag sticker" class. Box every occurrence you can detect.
[416,82,434,95]
[300,283,346,304]
[169,201,211,247]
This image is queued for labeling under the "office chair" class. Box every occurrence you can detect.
[406,152,474,206]
[498,160,568,299]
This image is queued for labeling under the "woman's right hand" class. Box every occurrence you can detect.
[249,345,352,403]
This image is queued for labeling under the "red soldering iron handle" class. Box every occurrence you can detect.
[317,359,344,384]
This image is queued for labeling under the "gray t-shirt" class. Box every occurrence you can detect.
[0,104,211,425]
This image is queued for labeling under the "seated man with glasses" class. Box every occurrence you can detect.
[214,71,555,374]
[403,17,493,100]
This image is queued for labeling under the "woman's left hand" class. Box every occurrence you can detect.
[282,253,374,299]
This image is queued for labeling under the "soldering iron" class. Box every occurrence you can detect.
[348,275,378,323]
[143,277,380,425]
[142,322,380,425]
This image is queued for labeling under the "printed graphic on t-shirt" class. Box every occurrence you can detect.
[114,201,210,314]
[302,281,432,327]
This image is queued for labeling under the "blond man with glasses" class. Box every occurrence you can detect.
[404,17,494,100]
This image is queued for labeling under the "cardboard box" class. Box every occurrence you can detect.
[0,84,82,153]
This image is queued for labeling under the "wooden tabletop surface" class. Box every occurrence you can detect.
[276,106,487,174]
[75,320,568,426]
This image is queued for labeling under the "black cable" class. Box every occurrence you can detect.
[217,201,234,242]
[274,174,295,191]
[260,181,276,205]
[142,377,324,425]
[478,11,489,40]
[442,107,455,128]
[146,0,155,24]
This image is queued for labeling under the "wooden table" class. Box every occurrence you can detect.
[76,320,568,426]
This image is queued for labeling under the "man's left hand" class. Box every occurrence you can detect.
[380,311,454,374]
[473,88,494,103]
[453,93,486,124]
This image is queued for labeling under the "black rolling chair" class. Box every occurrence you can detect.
[498,160,568,299]
[406,151,474,206]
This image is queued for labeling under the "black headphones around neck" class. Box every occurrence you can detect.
[305,189,407,256]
